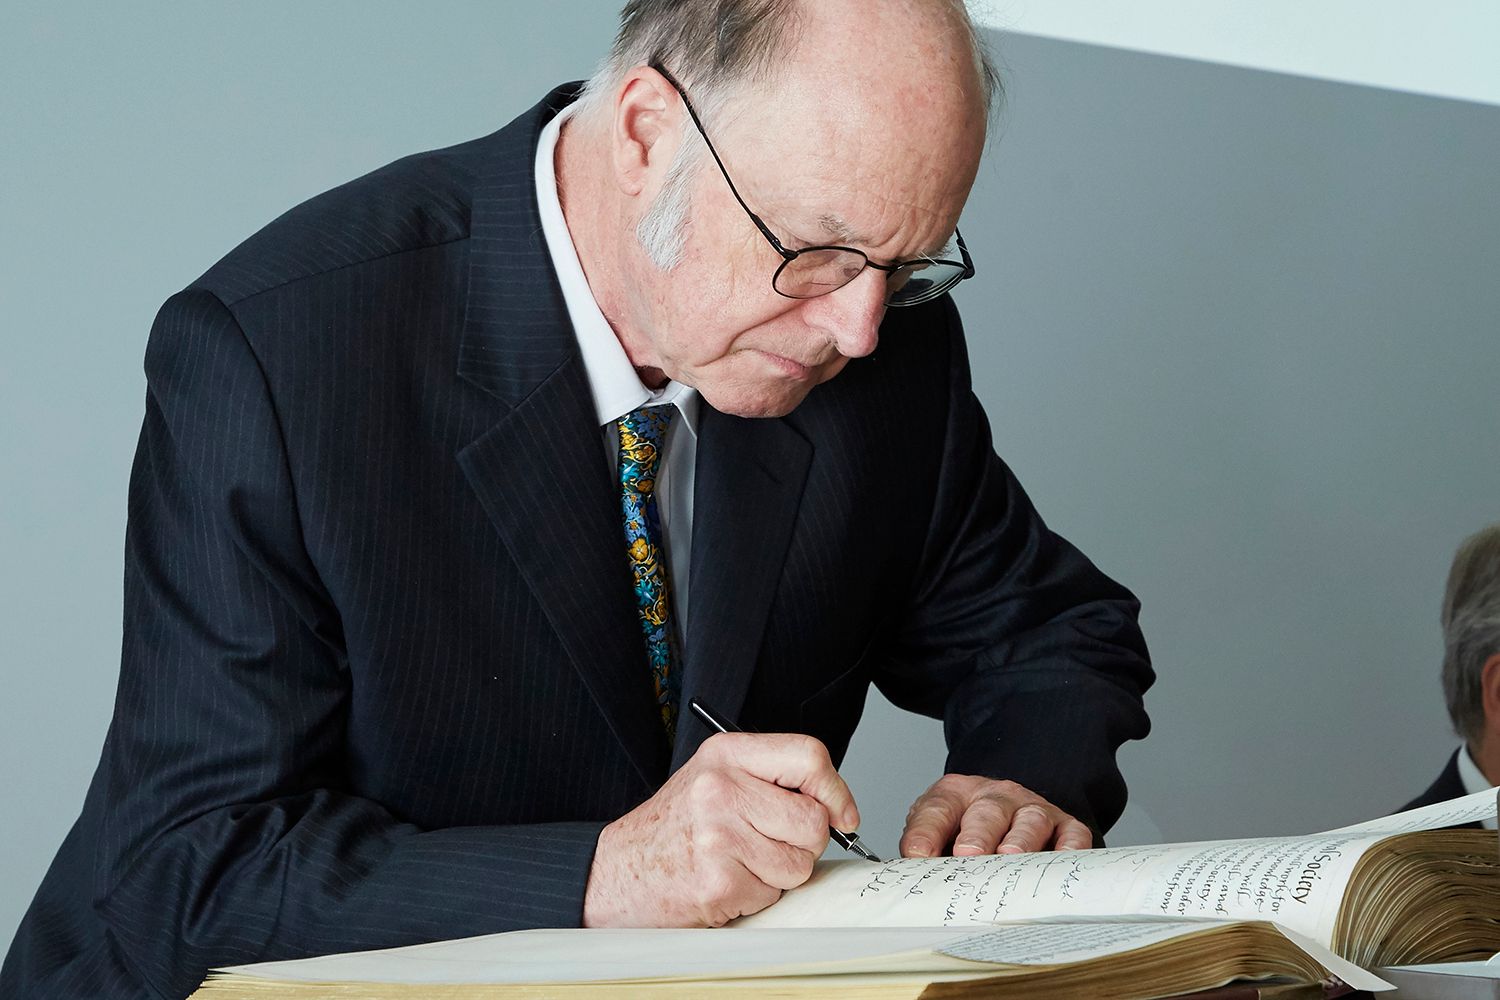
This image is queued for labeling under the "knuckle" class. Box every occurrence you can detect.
[910,790,960,821]
[691,769,735,809]
[770,850,817,891]
[794,734,830,769]
[746,882,783,918]
[1013,802,1049,823]
[968,796,1009,820]
[699,865,740,906]
[703,731,746,761]
[793,793,830,833]
[932,773,966,794]
[705,903,741,928]
[694,823,733,854]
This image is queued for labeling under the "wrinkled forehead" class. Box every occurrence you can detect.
[721,82,985,255]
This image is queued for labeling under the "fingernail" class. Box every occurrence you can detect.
[906,840,931,857]
[997,844,1024,855]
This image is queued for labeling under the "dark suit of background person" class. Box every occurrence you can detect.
[2,85,1153,999]
[1402,750,1468,812]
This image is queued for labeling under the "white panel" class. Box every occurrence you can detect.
[968,0,1500,107]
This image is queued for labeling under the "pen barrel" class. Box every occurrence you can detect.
[689,699,876,861]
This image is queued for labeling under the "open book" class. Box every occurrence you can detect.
[190,791,1499,999]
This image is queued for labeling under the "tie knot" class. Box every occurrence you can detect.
[619,405,675,494]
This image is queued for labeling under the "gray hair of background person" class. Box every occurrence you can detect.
[1442,523,1500,745]
[571,0,1003,269]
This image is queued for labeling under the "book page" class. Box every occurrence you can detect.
[1326,789,1497,835]
[219,927,978,985]
[937,917,1231,964]
[738,831,1385,946]
[216,919,1390,991]
[937,918,1390,993]
[738,789,1499,945]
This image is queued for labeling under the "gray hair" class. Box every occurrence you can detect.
[635,133,700,269]
[1441,522,1500,744]
[576,0,1002,270]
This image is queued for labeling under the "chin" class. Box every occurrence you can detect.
[700,381,816,419]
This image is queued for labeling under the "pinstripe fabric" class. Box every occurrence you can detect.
[4,84,1153,999]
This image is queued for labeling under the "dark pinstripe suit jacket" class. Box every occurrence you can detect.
[4,85,1152,999]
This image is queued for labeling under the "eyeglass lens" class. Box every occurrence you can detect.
[774,247,968,306]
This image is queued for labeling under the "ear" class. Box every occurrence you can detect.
[1482,652,1500,730]
[610,66,685,199]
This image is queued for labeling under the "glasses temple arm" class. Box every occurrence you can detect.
[650,63,796,262]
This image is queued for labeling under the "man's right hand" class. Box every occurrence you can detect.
[582,732,858,927]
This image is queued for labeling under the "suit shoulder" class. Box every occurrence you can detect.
[1399,749,1467,812]
[193,129,503,306]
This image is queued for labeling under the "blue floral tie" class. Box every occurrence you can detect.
[617,405,679,741]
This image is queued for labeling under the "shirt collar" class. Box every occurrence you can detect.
[1458,742,1495,795]
[534,102,701,436]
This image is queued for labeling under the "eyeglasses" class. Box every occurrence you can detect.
[653,65,975,308]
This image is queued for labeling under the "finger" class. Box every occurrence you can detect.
[691,782,819,894]
[1053,817,1094,851]
[738,778,833,857]
[736,831,820,892]
[900,785,967,857]
[997,803,1057,854]
[952,796,1014,856]
[693,858,784,927]
[714,733,860,831]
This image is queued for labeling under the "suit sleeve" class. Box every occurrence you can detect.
[872,298,1154,842]
[95,289,604,999]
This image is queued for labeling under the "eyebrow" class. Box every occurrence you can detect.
[816,213,952,261]
[819,213,865,244]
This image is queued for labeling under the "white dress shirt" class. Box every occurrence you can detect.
[534,102,700,646]
[1456,744,1498,830]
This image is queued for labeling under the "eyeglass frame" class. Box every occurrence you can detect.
[650,64,976,307]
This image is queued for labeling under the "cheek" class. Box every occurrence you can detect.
[666,298,802,371]
[654,312,740,374]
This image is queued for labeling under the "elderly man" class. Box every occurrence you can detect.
[4,1,1152,996]
[1403,523,1500,821]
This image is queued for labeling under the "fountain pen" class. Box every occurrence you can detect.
[687,697,883,863]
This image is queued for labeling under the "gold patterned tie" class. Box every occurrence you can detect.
[617,405,679,740]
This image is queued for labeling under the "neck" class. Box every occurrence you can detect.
[554,113,664,387]
[1473,735,1500,787]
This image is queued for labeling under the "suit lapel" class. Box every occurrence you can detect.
[456,84,669,789]
[458,359,670,788]
[671,408,813,772]
[455,84,815,781]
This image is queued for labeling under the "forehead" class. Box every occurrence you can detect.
[722,89,983,257]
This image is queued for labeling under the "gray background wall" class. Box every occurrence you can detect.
[3,2,1497,952]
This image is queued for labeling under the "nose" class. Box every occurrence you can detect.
[807,267,886,359]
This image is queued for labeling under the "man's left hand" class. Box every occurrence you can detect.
[899,774,1092,857]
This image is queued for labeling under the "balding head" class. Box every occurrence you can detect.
[577,0,1000,124]
[555,0,996,418]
